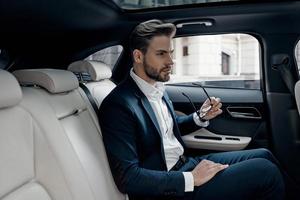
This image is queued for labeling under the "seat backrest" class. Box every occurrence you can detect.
[11,68,125,200]
[0,69,74,200]
[295,81,300,114]
[68,60,116,108]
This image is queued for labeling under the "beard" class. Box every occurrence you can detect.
[143,58,171,82]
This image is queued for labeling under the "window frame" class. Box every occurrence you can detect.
[166,32,263,91]
[84,45,124,72]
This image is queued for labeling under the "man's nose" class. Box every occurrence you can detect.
[167,53,174,66]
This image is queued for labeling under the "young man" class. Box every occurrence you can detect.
[99,19,285,200]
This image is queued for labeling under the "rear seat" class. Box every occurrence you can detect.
[0,68,126,200]
[295,81,300,113]
[0,70,56,200]
[68,60,116,108]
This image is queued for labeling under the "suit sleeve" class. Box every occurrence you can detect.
[98,96,185,197]
[176,114,201,135]
[163,92,202,135]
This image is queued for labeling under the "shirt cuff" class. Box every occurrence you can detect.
[182,172,194,192]
[193,112,209,127]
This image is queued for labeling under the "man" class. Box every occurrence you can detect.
[99,19,285,200]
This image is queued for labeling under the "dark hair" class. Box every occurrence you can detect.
[129,19,176,55]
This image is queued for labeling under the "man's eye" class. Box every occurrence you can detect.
[157,52,164,56]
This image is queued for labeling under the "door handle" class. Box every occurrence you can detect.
[226,106,262,119]
[176,21,213,28]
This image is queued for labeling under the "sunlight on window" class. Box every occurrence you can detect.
[113,0,238,10]
[85,45,123,70]
[295,42,300,74]
[169,34,260,89]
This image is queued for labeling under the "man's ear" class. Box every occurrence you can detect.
[133,49,144,64]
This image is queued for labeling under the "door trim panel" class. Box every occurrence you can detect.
[182,128,251,151]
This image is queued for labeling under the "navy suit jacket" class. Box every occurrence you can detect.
[99,76,200,200]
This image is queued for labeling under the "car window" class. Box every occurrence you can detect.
[85,45,123,70]
[169,33,261,90]
[0,49,3,69]
[295,41,300,75]
[0,49,12,69]
[112,0,284,10]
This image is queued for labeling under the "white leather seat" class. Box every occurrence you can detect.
[68,60,116,108]
[0,69,72,200]
[0,68,126,200]
[295,81,300,114]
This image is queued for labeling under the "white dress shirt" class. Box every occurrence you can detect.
[130,68,209,192]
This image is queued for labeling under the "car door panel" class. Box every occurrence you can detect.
[166,84,268,151]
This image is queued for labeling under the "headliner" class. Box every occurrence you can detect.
[1,0,300,69]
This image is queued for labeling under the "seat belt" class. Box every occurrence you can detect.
[79,82,99,113]
[272,56,297,96]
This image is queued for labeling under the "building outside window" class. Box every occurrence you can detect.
[171,34,260,89]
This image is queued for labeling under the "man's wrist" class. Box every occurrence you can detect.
[199,116,208,123]
[182,172,194,192]
[193,112,209,127]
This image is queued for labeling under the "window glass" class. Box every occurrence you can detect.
[0,49,12,69]
[295,42,300,74]
[0,49,3,69]
[112,0,280,10]
[169,34,261,89]
[85,45,123,70]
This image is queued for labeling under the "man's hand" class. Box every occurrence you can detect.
[200,97,222,120]
[191,159,229,186]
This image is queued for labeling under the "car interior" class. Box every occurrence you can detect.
[1,0,300,199]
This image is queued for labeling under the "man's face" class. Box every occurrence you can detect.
[142,35,174,82]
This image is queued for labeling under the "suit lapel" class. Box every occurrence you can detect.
[140,96,163,138]
[128,76,162,136]
[140,97,167,166]
[162,94,176,121]
[162,94,186,148]
[127,76,167,166]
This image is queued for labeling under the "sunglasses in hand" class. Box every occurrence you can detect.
[182,82,214,120]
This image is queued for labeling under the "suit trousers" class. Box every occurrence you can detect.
[178,148,285,200]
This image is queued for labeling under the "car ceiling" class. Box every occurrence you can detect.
[1,0,300,70]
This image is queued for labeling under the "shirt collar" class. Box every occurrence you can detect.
[130,68,165,100]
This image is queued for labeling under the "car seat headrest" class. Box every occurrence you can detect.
[13,69,79,94]
[68,60,112,81]
[0,69,22,108]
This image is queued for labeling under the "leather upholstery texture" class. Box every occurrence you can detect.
[13,69,79,94]
[68,61,116,107]
[0,69,126,200]
[0,69,22,108]
[295,81,300,115]
[68,60,112,81]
